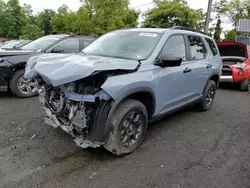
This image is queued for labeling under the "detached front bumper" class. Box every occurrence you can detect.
[220,75,233,83]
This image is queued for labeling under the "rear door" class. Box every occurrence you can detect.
[185,35,210,100]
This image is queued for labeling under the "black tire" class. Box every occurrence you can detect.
[9,69,38,98]
[197,80,217,111]
[104,99,148,156]
[239,78,249,91]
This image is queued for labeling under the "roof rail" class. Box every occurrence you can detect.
[171,26,209,36]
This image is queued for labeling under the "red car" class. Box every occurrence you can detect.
[217,41,250,91]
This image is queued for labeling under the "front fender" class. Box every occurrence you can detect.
[101,71,158,100]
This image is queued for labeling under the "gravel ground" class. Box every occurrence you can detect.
[0,88,250,188]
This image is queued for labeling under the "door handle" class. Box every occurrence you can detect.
[206,64,212,68]
[183,67,192,73]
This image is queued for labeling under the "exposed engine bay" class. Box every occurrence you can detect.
[38,73,115,148]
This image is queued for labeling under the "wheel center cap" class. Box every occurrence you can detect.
[129,124,134,131]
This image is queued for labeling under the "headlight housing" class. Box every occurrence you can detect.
[238,68,244,76]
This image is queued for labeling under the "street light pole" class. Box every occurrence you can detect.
[205,0,213,33]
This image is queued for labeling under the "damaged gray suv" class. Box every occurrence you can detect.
[24,27,222,156]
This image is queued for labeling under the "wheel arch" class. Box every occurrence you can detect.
[108,87,156,119]
[92,87,156,143]
[6,63,26,83]
[209,74,220,87]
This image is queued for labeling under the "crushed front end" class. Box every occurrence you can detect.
[23,53,140,149]
[37,75,113,148]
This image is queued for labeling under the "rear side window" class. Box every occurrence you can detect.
[187,36,207,60]
[205,38,218,56]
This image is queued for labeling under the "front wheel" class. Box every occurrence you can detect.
[197,80,217,111]
[104,99,148,156]
[9,69,39,98]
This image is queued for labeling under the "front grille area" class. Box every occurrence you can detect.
[222,66,232,76]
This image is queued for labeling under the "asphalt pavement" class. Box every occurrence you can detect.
[0,87,250,188]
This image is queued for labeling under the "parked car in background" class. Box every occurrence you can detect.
[217,41,250,91]
[0,42,3,47]
[24,27,222,156]
[0,40,19,49]
[0,34,97,97]
[14,40,32,49]
[0,40,32,50]
[0,38,8,43]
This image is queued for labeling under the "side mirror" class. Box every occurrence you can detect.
[51,48,64,53]
[156,55,182,67]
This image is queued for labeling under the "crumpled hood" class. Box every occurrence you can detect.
[24,53,140,86]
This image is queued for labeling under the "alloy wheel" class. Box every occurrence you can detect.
[17,76,39,96]
[120,110,145,148]
[205,86,215,107]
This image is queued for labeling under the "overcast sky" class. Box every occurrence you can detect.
[4,0,231,32]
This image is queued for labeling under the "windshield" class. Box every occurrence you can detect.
[21,36,60,51]
[1,40,20,49]
[14,41,29,49]
[83,31,162,60]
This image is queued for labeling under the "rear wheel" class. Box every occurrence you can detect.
[104,99,148,156]
[9,69,39,98]
[197,80,217,111]
[239,77,250,91]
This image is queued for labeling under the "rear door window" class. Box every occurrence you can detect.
[187,36,207,60]
[205,38,218,56]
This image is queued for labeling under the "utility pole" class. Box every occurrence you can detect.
[205,0,213,33]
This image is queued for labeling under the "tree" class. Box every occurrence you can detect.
[37,9,55,35]
[5,0,24,39]
[1,0,139,38]
[21,4,42,39]
[213,19,222,42]
[0,0,8,38]
[226,0,246,28]
[213,0,250,29]
[51,5,77,34]
[224,29,237,41]
[213,0,228,18]
[51,0,139,36]
[78,0,135,35]
[123,9,139,28]
[142,0,204,30]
